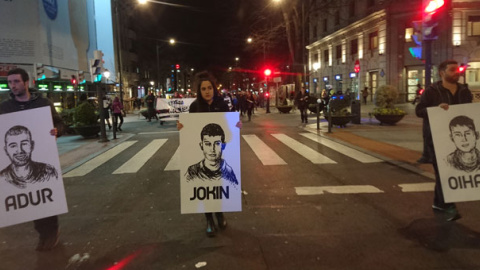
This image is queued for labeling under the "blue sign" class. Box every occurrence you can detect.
[43,0,58,20]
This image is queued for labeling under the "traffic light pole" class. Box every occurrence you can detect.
[424,39,432,88]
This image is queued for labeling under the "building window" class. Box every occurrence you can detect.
[367,0,375,7]
[323,19,328,32]
[369,31,378,50]
[336,45,342,60]
[349,1,355,17]
[350,39,358,55]
[324,49,329,64]
[405,27,413,42]
[335,11,340,25]
[314,53,319,63]
[467,16,480,36]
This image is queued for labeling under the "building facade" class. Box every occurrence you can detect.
[306,0,480,102]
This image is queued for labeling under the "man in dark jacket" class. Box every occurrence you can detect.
[0,68,63,251]
[145,91,157,122]
[415,60,472,221]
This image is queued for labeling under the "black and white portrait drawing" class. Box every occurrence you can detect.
[445,115,480,172]
[428,103,480,203]
[185,123,238,186]
[0,107,68,228]
[1,125,59,189]
[179,112,241,214]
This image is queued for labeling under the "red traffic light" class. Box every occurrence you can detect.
[264,69,272,77]
[458,64,466,73]
[71,75,77,85]
[175,64,180,70]
[265,92,270,97]
[424,0,444,13]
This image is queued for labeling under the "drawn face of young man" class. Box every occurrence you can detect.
[450,124,479,153]
[4,132,34,167]
[200,135,224,163]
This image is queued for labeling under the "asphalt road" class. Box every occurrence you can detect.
[1,110,480,270]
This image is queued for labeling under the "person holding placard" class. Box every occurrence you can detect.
[415,60,472,221]
[0,68,63,251]
[178,71,241,237]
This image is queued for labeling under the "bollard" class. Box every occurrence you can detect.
[351,100,361,124]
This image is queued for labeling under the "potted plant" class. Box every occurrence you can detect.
[372,85,406,125]
[276,98,294,113]
[73,101,100,138]
[59,108,76,135]
[326,94,354,127]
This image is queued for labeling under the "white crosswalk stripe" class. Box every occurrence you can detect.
[165,146,180,171]
[271,133,337,164]
[112,139,167,174]
[300,133,382,163]
[295,185,384,195]
[64,141,137,178]
[242,135,287,165]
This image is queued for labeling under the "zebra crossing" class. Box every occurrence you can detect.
[62,132,434,194]
[64,132,379,178]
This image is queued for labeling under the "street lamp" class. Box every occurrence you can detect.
[156,38,176,94]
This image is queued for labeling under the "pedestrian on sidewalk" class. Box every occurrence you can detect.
[145,91,157,122]
[295,86,309,123]
[177,71,242,237]
[362,87,369,105]
[112,96,124,131]
[103,96,112,130]
[411,84,423,105]
[246,91,255,121]
[415,59,472,221]
[0,68,62,251]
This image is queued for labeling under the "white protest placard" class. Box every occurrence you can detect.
[0,107,68,227]
[179,112,241,214]
[156,98,195,113]
[428,103,480,203]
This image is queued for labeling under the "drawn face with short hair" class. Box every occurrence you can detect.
[4,132,34,166]
[450,125,478,153]
[200,135,223,162]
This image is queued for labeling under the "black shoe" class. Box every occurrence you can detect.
[432,204,462,221]
[216,213,227,230]
[417,156,432,164]
[36,230,59,251]
[206,217,216,237]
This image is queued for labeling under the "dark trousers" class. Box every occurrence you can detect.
[34,216,58,239]
[432,157,455,208]
[247,106,253,120]
[299,107,308,122]
[114,113,123,128]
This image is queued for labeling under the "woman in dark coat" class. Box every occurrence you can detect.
[178,71,241,237]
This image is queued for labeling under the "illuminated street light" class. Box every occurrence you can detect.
[138,0,147,4]
[235,57,240,62]
[169,38,176,45]
[103,69,111,79]
[247,37,253,43]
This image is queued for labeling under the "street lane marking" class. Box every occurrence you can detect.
[398,182,434,192]
[165,146,180,171]
[295,185,384,195]
[64,141,137,177]
[271,134,336,164]
[242,135,287,165]
[113,139,167,174]
[300,133,382,163]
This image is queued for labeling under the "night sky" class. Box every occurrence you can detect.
[131,0,287,80]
